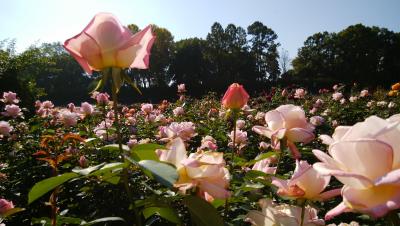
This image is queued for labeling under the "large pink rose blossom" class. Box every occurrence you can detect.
[252,104,315,159]
[155,138,230,202]
[64,13,155,74]
[294,88,306,99]
[159,122,197,142]
[80,102,94,116]
[245,199,325,226]
[313,114,400,219]
[272,160,340,201]
[2,104,22,118]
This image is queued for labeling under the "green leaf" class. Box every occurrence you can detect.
[183,195,224,226]
[143,207,181,224]
[247,152,277,165]
[111,67,123,93]
[123,73,142,95]
[89,162,126,176]
[80,217,125,225]
[91,70,110,93]
[72,163,106,176]
[138,160,178,188]
[131,143,164,161]
[100,144,130,152]
[28,173,79,204]
[1,207,25,218]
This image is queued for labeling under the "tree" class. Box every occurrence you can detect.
[279,48,290,75]
[247,21,281,82]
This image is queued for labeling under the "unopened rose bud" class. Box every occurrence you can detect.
[222,83,249,109]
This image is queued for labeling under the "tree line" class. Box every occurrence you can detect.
[1,22,399,110]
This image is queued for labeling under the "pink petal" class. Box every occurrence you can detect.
[374,169,400,186]
[318,188,341,201]
[313,162,373,189]
[325,202,350,220]
[156,138,187,168]
[319,134,334,145]
[252,126,273,138]
[332,126,352,141]
[329,139,393,181]
[286,128,315,143]
[342,184,400,218]
[63,32,102,74]
[198,179,230,200]
[312,149,338,166]
[129,25,156,69]
[265,110,285,131]
[287,141,301,159]
[275,104,308,129]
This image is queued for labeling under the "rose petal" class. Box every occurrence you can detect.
[329,139,393,181]
[286,128,315,143]
[325,202,350,221]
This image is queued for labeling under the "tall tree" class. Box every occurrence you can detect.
[247,21,280,82]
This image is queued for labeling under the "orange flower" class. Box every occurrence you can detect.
[392,82,400,91]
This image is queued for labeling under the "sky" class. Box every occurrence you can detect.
[1,0,399,59]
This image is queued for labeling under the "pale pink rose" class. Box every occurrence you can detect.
[67,103,76,112]
[313,99,324,108]
[349,96,358,102]
[228,129,248,149]
[333,84,339,90]
[141,103,153,114]
[332,92,343,101]
[388,102,396,108]
[236,119,246,129]
[310,116,325,126]
[359,89,369,97]
[0,198,14,214]
[95,93,110,105]
[199,135,218,151]
[254,112,265,122]
[2,104,22,118]
[0,121,13,137]
[245,199,325,226]
[294,88,306,99]
[59,110,78,127]
[146,113,156,122]
[41,100,54,109]
[331,120,339,127]
[1,92,19,104]
[159,122,197,142]
[94,119,115,141]
[177,83,186,93]
[155,138,230,202]
[173,107,184,117]
[106,111,114,119]
[252,104,315,158]
[34,100,42,109]
[80,102,94,116]
[64,13,155,74]
[127,139,138,149]
[272,160,340,201]
[340,98,346,105]
[155,114,167,124]
[252,157,277,174]
[314,115,400,219]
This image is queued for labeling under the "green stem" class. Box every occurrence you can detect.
[110,71,141,226]
[299,199,306,226]
[224,111,238,218]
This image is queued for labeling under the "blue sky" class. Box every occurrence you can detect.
[1,0,399,58]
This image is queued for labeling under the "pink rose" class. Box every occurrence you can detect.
[1,92,19,104]
[173,107,184,117]
[141,103,153,114]
[177,84,186,93]
[199,136,218,151]
[95,93,110,105]
[245,199,325,226]
[64,13,155,74]
[59,110,78,127]
[0,198,14,214]
[252,157,277,174]
[252,104,315,158]
[236,119,246,129]
[2,104,22,118]
[272,160,340,201]
[0,121,13,137]
[314,115,400,219]
[80,102,94,116]
[294,88,306,99]
[156,138,230,202]
[332,92,343,101]
[222,83,249,109]
[359,89,369,97]
[310,116,325,126]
